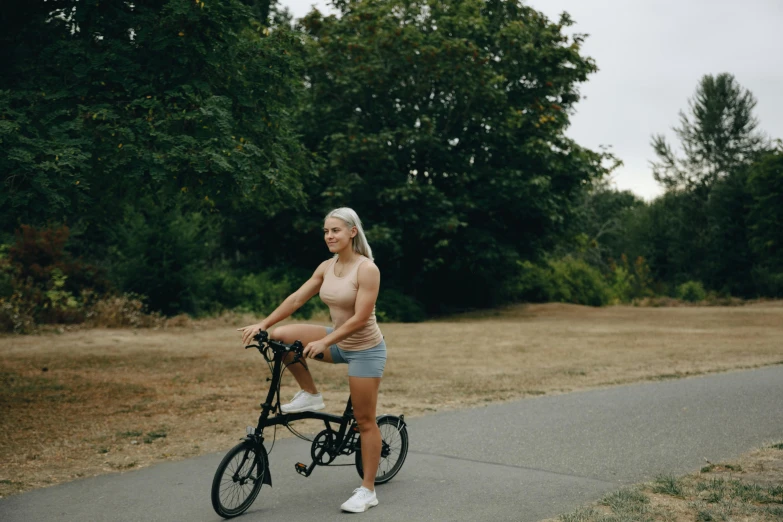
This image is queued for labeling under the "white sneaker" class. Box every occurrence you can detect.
[340,486,378,513]
[280,390,325,413]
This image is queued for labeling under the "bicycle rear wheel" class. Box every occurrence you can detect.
[355,416,409,484]
[211,441,267,518]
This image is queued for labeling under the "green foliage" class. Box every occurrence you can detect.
[561,178,645,269]
[625,74,780,301]
[296,0,611,312]
[201,266,324,319]
[608,255,654,303]
[614,148,781,300]
[548,257,613,307]
[6,2,780,329]
[376,289,426,323]
[746,151,783,296]
[508,257,612,307]
[618,191,702,289]
[652,73,768,191]
[0,225,110,332]
[676,281,707,302]
[702,168,756,296]
[108,197,222,316]
[506,260,555,304]
[0,0,309,234]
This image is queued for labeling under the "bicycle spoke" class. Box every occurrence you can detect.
[212,442,266,516]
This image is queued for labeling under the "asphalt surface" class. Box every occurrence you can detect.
[2,365,782,522]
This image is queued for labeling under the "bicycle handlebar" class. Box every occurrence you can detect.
[246,331,324,360]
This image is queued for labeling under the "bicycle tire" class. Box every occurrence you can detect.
[355,416,409,484]
[211,441,267,518]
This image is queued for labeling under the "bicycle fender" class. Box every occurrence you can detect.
[242,437,273,487]
[259,443,272,487]
[376,414,407,429]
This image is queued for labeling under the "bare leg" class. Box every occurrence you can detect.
[349,376,382,491]
[270,324,333,394]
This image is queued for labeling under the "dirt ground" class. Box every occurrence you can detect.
[1,302,782,499]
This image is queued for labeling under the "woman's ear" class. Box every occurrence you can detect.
[351,227,358,238]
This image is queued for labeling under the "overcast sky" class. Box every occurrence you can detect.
[280,0,783,200]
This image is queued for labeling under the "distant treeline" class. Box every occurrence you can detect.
[1,0,780,332]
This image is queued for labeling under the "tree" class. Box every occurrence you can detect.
[240,0,273,23]
[651,73,768,192]
[293,0,611,311]
[622,192,692,289]
[0,0,309,234]
[645,74,771,296]
[563,179,645,269]
[746,150,783,296]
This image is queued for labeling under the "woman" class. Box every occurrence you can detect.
[238,207,386,514]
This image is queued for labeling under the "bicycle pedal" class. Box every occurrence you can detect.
[294,462,309,476]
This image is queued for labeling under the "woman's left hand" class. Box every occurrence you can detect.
[303,340,328,359]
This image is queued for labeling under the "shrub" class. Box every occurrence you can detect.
[507,257,612,307]
[506,260,555,304]
[87,295,164,329]
[677,281,707,302]
[610,255,655,302]
[0,293,36,334]
[609,265,634,304]
[108,198,221,316]
[547,257,612,307]
[192,265,327,319]
[0,225,110,332]
[376,289,426,323]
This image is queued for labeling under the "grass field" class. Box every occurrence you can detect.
[545,442,783,522]
[1,302,782,501]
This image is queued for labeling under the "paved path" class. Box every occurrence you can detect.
[2,365,782,522]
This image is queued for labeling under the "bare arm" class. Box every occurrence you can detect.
[304,261,380,356]
[238,260,330,345]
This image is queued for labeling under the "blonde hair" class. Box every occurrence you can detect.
[325,207,374,261]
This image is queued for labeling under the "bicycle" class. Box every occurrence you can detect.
[211,331,409,519]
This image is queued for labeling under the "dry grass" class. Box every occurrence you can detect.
[1,303,782,499]
[547,442,783,522]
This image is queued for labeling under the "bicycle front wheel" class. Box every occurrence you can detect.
[211,441,267,518]
[355,416,409,484]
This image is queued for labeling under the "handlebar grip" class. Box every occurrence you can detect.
[315,353,324,360]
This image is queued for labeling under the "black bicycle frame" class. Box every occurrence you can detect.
[244,343,359,481]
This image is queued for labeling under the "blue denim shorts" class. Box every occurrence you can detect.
[324,327,386,378]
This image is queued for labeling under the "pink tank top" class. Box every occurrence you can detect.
[319,256,383,351]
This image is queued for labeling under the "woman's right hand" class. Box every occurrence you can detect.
[238,323,267,346]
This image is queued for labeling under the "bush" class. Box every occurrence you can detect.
[676,281,707,302]
[87,295,164,328]
[608,255,654,303]
[376,289,426,323]
[0,225,110,332]
[609,265,634,304]
[0,293,36,333]
[751,266,783,298]
[201,267,325,319]
[108,198,221,316]
[505,260,555,304]
[507,257,612,307]
[548,257,613,307]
